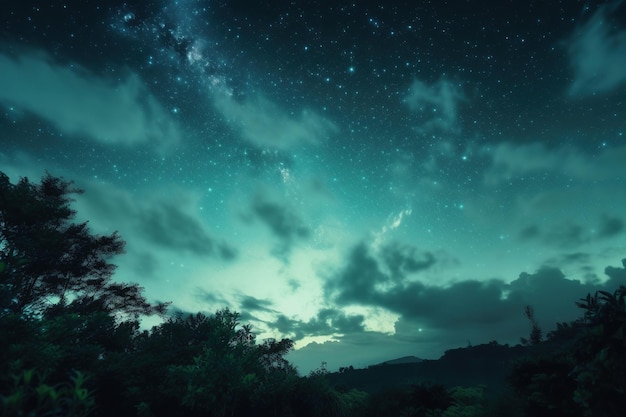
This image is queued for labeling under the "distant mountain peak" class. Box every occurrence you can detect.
[376,355,423,366]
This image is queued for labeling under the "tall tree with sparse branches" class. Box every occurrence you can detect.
[0,171,166,318]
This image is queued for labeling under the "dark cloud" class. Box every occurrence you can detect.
[289,257,626,374]
[325,242,450,308]
[382,280,517,329]
[325,242,516,333]
[519,225,540,240]
[598,214,624,238]
[568,0,626,96]
[324,242,612,353]
[518,214,625,248]
[271,308,366,340]
[194,288,228,306]
[380,242,436,280]
[250,195,310,260]
[137,202,218,256]
[128,250,159,277]
[252,197,310,240]
[134,200,236,259]
[76,182,236,260]
[325,243,389,305]
[507,267,595,325]
[604,258,626,289]
[544,223,587,247]
[239,295,276,314]
[541,252,597,281]
[218,244,238,260]
[387,266,600,348]
[554,252,592,265]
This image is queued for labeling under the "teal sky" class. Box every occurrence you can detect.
[1,0,626,373]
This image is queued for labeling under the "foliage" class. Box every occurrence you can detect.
[508,353,581,417]
[0,172,166,318]
[571,285,626,417]
[361,383,453,417]
[163,310,261,416]
[441,386,487,417]
[1,367,95,417]
[520,305,543,346]
[507,284,626,417]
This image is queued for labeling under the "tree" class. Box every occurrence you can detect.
[521,305,543,346]
[571,286,626,416]
[162,309,296,417]
[507,285,626,417]
[0,172,165,318]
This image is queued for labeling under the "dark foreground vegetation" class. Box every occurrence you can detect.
[1,172,625,417]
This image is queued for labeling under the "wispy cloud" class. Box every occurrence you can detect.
[0,50,180,147]
[567,1,626,96]
[213,93,337,150]
[403,79,464,133]
[372,209,413,249]
[246,194,311,261]
[518,214,625,248]
[482,141,626,185]
[73,180,236,264]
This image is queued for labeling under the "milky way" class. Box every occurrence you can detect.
[2,0,626,372]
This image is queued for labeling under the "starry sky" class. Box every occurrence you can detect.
[2,0,626,373]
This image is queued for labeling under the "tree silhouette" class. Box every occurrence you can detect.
[571,286,626,416]
[521,305,543,346]
[0,172,166,318]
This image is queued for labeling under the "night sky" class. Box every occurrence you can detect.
[2,0,626,373]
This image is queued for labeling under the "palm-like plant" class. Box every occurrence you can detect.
[572,285,626,417]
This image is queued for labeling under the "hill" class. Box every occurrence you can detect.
[376,355,423,366]
[327,341,530,395]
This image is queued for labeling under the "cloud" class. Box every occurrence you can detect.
[73,181,235,262]
[567,1,626,96]
[372,209,413,249]
[290,257,626,374]
[239,295,277,314]
[598,214,625,238]
[325,243,389,305]
[249,195,311,260]
[483,141,626,185]
[518,214,625,248]
[382,280,517,329]
[136,203,228,257]
[194,288,227,306]
[325,242,439,306]
[0,50,180,147]
[519,223,587,248]
[403,78,464,133]
[213,93,337,150]
[272,308,366,340]
[252,197,310,241]
[323,241,619,352]
[604,258,626,289]
[286,331,427,373]
[380,242,436,281]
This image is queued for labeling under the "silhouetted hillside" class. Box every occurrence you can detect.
[328,341,530,395]
[376,355,423,366]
